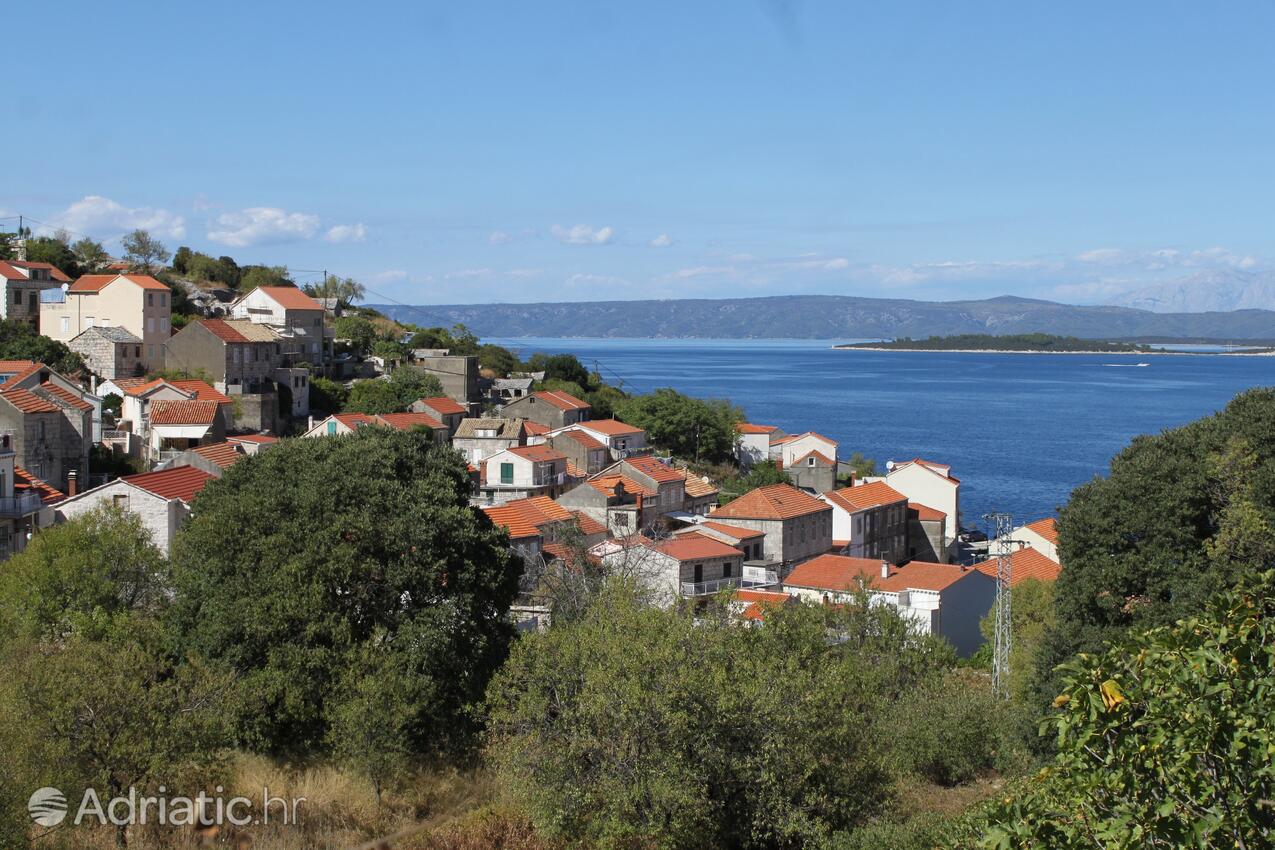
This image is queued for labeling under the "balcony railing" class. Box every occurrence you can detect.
[680,570,780,597]
[0,492,43,517]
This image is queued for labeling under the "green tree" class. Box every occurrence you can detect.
[487,586,954,849]
[309,274,366,309]
[345,368,444,415]
[719,460,788,503]
[585,383,628,419]
[616,388,743,464]
[167,429,520,756]
[0,231,19,260]
[171,245,194,274]
[979,570,1275,849]
[525,351,591,386]
[333,315,378,356]
[120,228,170,274]
[237,265,291,291]
[1032,388,1275,711]
[477,343,520,377]
[71,237,110,274]
[0,319,85,374]
[23,235,80,279]
[309,376,349,413]
[976,578,1056,705]
[845,451,878,479]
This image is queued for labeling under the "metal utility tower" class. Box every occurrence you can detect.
[984,512,1015,699]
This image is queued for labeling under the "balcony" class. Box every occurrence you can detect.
[680,570,780,597]
[0,492,43,517]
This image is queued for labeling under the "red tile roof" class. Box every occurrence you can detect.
[711,483,829,521]
[578,419,644,437]
[190,442,245,469]
[823,481,908,513]
[557,429,607,450]
[0,260,71,282]
[122,465,215,502]
[531,389,590,411]
[376,412,446,431]
[588,474,656,498]
[736,423,779,435]
[227,434,278,445]
[0,360,37,374]
[168,380,232,404]
[69,273,169,292]
[909,502,947,522]
[877,561,974,593]
[503,444,566,463]
[570,511,607,536]
[648,532,743,562]
[1024,517,1059,545]
[734,589,791,604]
[975,546,1061,585]
[784,554,884,591]
[788,450,835,467]
[331,413,379,430]
[680,471,720,499]
[416,396,466,416]
[482,496,574,539]
[198,318,251,343]
[622,455,685,484]
[14,466,64,504]
[696,520,765,541]
[39,382,93,411]
[0,386,60,413]
[522,420,551,437]
[255,286,324,311]
[149,399,220,425]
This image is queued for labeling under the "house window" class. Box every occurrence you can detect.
[113,493,129,509]
[723,561,733,578]
[500,462,514,484]
[693,563,703,583]
[327,420,337,435]
[60,317,70,334]
[148,344,155,358]
[12,292,19,305]
[84,316,95,330]
[161,293,167,306]
[808,457,816,466]
[27,291,36,309]
[135,346,141,357]
[148,293,154,306]
[160,318,168,333]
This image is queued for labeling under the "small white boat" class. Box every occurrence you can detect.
[1103,362,1151,367]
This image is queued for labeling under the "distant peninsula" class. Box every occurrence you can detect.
[834,333,1153,354]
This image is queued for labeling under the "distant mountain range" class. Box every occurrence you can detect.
[368,294,1275,341]
[1108,270,1275,314]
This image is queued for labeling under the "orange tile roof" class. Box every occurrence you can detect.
[736,423,779,435]
[680,471,720,499]
[0,386,60,413]
[789,450,835,467]
[734,588,791,604]
[255,286,324,311]
[556,429,607,450]
[168,380,232,404]
[784,554,884,591]
[648,532,743,562]
[14,466,64,504]
[149,399,220,425]
[331,413,379,430]
[877,561,974,593]
[416,396,466,416]
[532,389,590,411]
[227,434,278,445]
[0,360,37,374]
[505,444,567,463]
[909,501,947,522]
[578,419,644,437]
[1024,517,1059,545]
[622,455,684,484]
[522,420,551,436]
[570,511,607,536]
[376,412,446,431]
[482,495,574,539]
[0,260,70,282]
[565,461,586,478]
[197,318,251,343]
[122,465,214,502]
[710,483,829,521]
[823,481,908,513]
[0,261,24,280]
[190,442,245,469]
[588,474,656,498]
[39,382,93,411]
[69,273,168,292]
[696,520,765,541]
[975,546,1061,585]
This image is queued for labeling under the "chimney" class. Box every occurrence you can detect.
[880,559,890,579]
[67,469,78,497]
[307,415,314,430]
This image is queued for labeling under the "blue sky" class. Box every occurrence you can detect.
[4,1,1273,306]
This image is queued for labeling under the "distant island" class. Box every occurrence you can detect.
[835,333,1153,354]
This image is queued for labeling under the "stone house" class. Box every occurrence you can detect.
[229,286,330,366]
[489,377,533,404]
[410,396,468,436]
[820,481,910,562]
[453,417,527,464]
[707,483,832,570]
[68,325,145,380]
[0,432,62,560]
[675,519,767,562]
[410,352,479,407]
[549,429,610,476]
[480,444,569,505]
[302,412,449,444]
[771,431,838,494]
[0,260,70,327]
[0,362,93,491]
[56,465,214,555]
[600,533,748,604]
[40,274,172,372]
[554,419,647,460]
[501,390,591,430]
[555,474,649,539]
[602,455,687,516]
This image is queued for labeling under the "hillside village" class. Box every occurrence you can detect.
[0,239,1060,650]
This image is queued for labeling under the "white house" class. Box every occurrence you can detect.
[735,423,783,469]
[39,274,172,372]
[1008,517,1060,563]
[480,444,569,504]
[302,412,448,443]
[820,480,910,561]
[55,465,214,554]
[229,286,330,365]
[769,431,838,467]
[553,419,647,459]
[883,458,961,543]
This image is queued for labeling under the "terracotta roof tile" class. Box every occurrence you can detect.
[522,420,551,436]
[69,274,169,292]
[2,260,70,282]
[149,399,220,425]
[531,390,590,411]
[122,465,214,502]
[557,429,606,450]
[376,412,446,431]
[621,455,684,484]
[908,501,947,522]
[254,286,324,311]
[570,511,607,536]
[197,319,250,343]
[789,449,835,467]
[975,546,1061,585]
[190,442,245,469]
[647,532,743,562]
[710,483,829,521]
[14,466,64,504]
[227,434,278,445]
[0,386,60,413]
[168,380,232,404]
[482,495,574,539]
[588,474,657,498]
[784,554,884,592]
[823,481,908,513]
[696,520,765,541]
[39,382,93,411]
[1024,517,1059,545]
[504,444,566,463]
[416,396,466,416]
[736,423,779,435]
[0,360,37,375]
[577,419,644,437]
[877,561,976,593]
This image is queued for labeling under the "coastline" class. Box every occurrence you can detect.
[831,346,1275,356]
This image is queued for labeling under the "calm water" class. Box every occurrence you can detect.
[490,338,1275,529]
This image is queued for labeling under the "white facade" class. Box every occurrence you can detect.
[554,421,647,458]
[884,461,960,542]
[56,480,190,555]
[772,432,838,466]
[229,287,329,364]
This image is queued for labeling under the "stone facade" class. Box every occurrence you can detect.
[68,326,144,380]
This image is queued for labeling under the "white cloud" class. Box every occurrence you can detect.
[372,270,408,283]
[551,224,615,246]
[324,223,367,244]
[445,268,495,280]
[207,207,321,247]
[489,230,513,245]
[650,233,673,248]
[48,195,186,241]
[566,272,629,287]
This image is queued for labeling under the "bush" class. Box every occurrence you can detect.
[878,670,1005,786]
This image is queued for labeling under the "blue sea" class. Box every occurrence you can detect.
[488,338,1275,530]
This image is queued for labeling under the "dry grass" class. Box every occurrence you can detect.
[894,772,1006,817]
